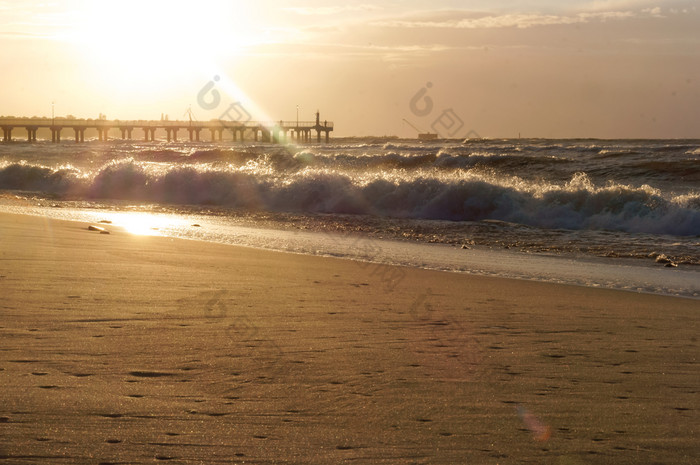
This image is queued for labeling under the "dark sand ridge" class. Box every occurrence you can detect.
[0,212,697,464]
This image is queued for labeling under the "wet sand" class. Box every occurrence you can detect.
[0,212,697,464]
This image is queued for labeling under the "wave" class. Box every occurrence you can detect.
[381,142,438,152]
[595,149,642,158]
[627,160,700,182]
[0,162,84,194]
[1,161,698,236]
[433,152,569,171]
[274,150,570,172]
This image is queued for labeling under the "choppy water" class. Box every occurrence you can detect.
[1,137,699,296]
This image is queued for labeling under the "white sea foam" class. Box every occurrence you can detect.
[1,203,697,299]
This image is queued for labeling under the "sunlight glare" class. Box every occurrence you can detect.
[110,212,185,236]
[68,1,261,92]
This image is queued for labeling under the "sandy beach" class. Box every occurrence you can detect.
[0,212,697,464]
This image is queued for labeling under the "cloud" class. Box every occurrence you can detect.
[284,4,382,16]
[372,9,665,29]
[247,41,458,59]
[641,7,663,16]
[0,30,53,39]
[581,0,696,12]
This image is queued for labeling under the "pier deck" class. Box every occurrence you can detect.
[0,113,333,143]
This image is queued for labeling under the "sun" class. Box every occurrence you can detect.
[66,0,260,96]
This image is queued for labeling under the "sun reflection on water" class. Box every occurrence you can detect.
[108,212,186,236]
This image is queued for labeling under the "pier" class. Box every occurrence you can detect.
[0,111,333,143]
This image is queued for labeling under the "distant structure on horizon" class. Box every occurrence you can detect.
[402,118,438,141]
[0,111,334,144]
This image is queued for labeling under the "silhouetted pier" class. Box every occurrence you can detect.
[0,111,333,143]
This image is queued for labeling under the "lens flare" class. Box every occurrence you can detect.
[516,405,551,442]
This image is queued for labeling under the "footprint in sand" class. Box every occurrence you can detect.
[129,371,174,378]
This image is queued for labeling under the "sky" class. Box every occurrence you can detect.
[0,0,698,138]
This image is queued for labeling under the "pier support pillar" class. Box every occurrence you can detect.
[2,127,10,142]
[26,127,37,142]
[188,128,201,141]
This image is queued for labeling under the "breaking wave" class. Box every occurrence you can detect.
[2,160,698,236]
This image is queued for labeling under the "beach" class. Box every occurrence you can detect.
[0,212,697,464]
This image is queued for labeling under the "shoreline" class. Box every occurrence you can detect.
[2,203,698,300]
[1,211,698,463]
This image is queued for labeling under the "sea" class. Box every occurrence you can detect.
[1,137,698,298]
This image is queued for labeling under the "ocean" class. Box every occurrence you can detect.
[1,137,698,297]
